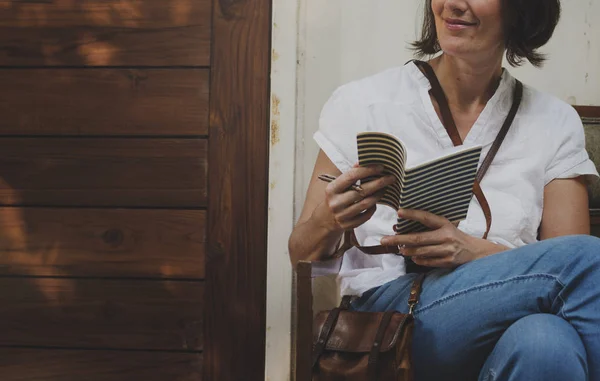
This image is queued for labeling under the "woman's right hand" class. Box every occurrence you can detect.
[289,151,395,265]
[314,164,396,233]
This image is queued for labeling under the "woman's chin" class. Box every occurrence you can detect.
[438,43,481,60]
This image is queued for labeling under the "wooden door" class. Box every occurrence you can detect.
[0,1,271,380]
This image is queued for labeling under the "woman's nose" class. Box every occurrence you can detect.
[443,0,469,15]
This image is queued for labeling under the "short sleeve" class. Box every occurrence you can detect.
[544,107,599,185]
[313,85,366,173]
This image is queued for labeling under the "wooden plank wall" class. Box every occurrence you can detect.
[204,0,271,380]
[0,1,212,380]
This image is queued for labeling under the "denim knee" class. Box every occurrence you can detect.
[492,314,587,379]
[548,234,600,254]
[540,234,600,267]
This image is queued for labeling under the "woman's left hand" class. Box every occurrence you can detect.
[380,209,508,268]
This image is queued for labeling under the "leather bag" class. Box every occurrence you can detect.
[312,275,424,380]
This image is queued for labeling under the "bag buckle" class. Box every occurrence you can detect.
[408,301,417,315]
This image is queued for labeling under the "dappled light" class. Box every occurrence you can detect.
[0,198,26,257]
[77,33,119,66]
[171,0,193,25]
[0,176,77,303]
[32,277,77,305]
[0,0,209,66]
[0,177,22,205]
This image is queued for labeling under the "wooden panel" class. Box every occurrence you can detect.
[0,138,207,207]
[0,69,208,136]
[580,108,600,208]
[0,278,203,350]
[0,0,211,66]
[295,262,314,381]
[575,105,600,118]
[0,348,202,381]
[205,0,271,380]
[592,225,600,238]
[0,208,205,279]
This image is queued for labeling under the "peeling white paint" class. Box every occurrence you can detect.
[508,0,600,105]
[265,0,298,380]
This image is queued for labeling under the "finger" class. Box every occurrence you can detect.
[328,176,393,211]
[330,165,385,194]
[337,192,383,221]
[328,188,366,212]
[402,243,455,258]
[397,208,449,230]
[339,205,377,230]
[380,230,446,247]
[411,255,456,269]
[358,175,396,196]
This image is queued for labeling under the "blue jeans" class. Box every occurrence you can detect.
[351,235,600,381]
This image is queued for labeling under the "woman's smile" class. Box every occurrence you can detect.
[444,17,478,31]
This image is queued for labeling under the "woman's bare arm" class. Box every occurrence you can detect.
[540,177,590,239]
[288,151,344,266]
[288,150,393,267]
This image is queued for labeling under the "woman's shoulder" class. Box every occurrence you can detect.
[328,64,421,107]
[520,83,581,128]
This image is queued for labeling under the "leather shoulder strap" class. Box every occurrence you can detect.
[415,61,463,146]
[367,310,395,380]
[477,80,523,181]
[414,60,523,239]
[408,273,426,314]
[415,60,523,178]
[472,182,492,239]
[345,230,400,255]
[330,231,400,258]
[311,295,353,368]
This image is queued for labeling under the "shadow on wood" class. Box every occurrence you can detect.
[0,0,211,66]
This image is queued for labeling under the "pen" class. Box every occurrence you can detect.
[318,174,364,193]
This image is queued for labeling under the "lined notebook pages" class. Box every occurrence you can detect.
[357,132,482,234]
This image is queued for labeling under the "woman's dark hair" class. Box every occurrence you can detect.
[412,0,561,67]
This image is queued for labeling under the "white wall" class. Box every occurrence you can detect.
[265,0,298,380]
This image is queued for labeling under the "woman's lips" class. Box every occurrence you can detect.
[444,18,477,31]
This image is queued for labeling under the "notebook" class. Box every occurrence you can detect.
[357,132,482,234]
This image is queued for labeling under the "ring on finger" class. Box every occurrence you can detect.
[352,191,366,203]
[345,183,364,193]
[397,244,406,254]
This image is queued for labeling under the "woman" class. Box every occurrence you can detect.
[289,0,600,380]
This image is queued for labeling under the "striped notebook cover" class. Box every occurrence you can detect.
[357,132,482,234]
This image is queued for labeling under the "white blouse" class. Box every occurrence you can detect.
[313,62,599,297]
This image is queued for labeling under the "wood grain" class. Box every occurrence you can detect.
[0,0,211,66]
[204,0,271,380]
[0,348,202,381]
[0,69,209,136]
[295,262,314,381]
[0,208,205,279]
[0,138,207,207]
[0,278,203,350]
[575,106,600,119]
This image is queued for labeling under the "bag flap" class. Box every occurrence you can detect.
[313,310,411,352]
